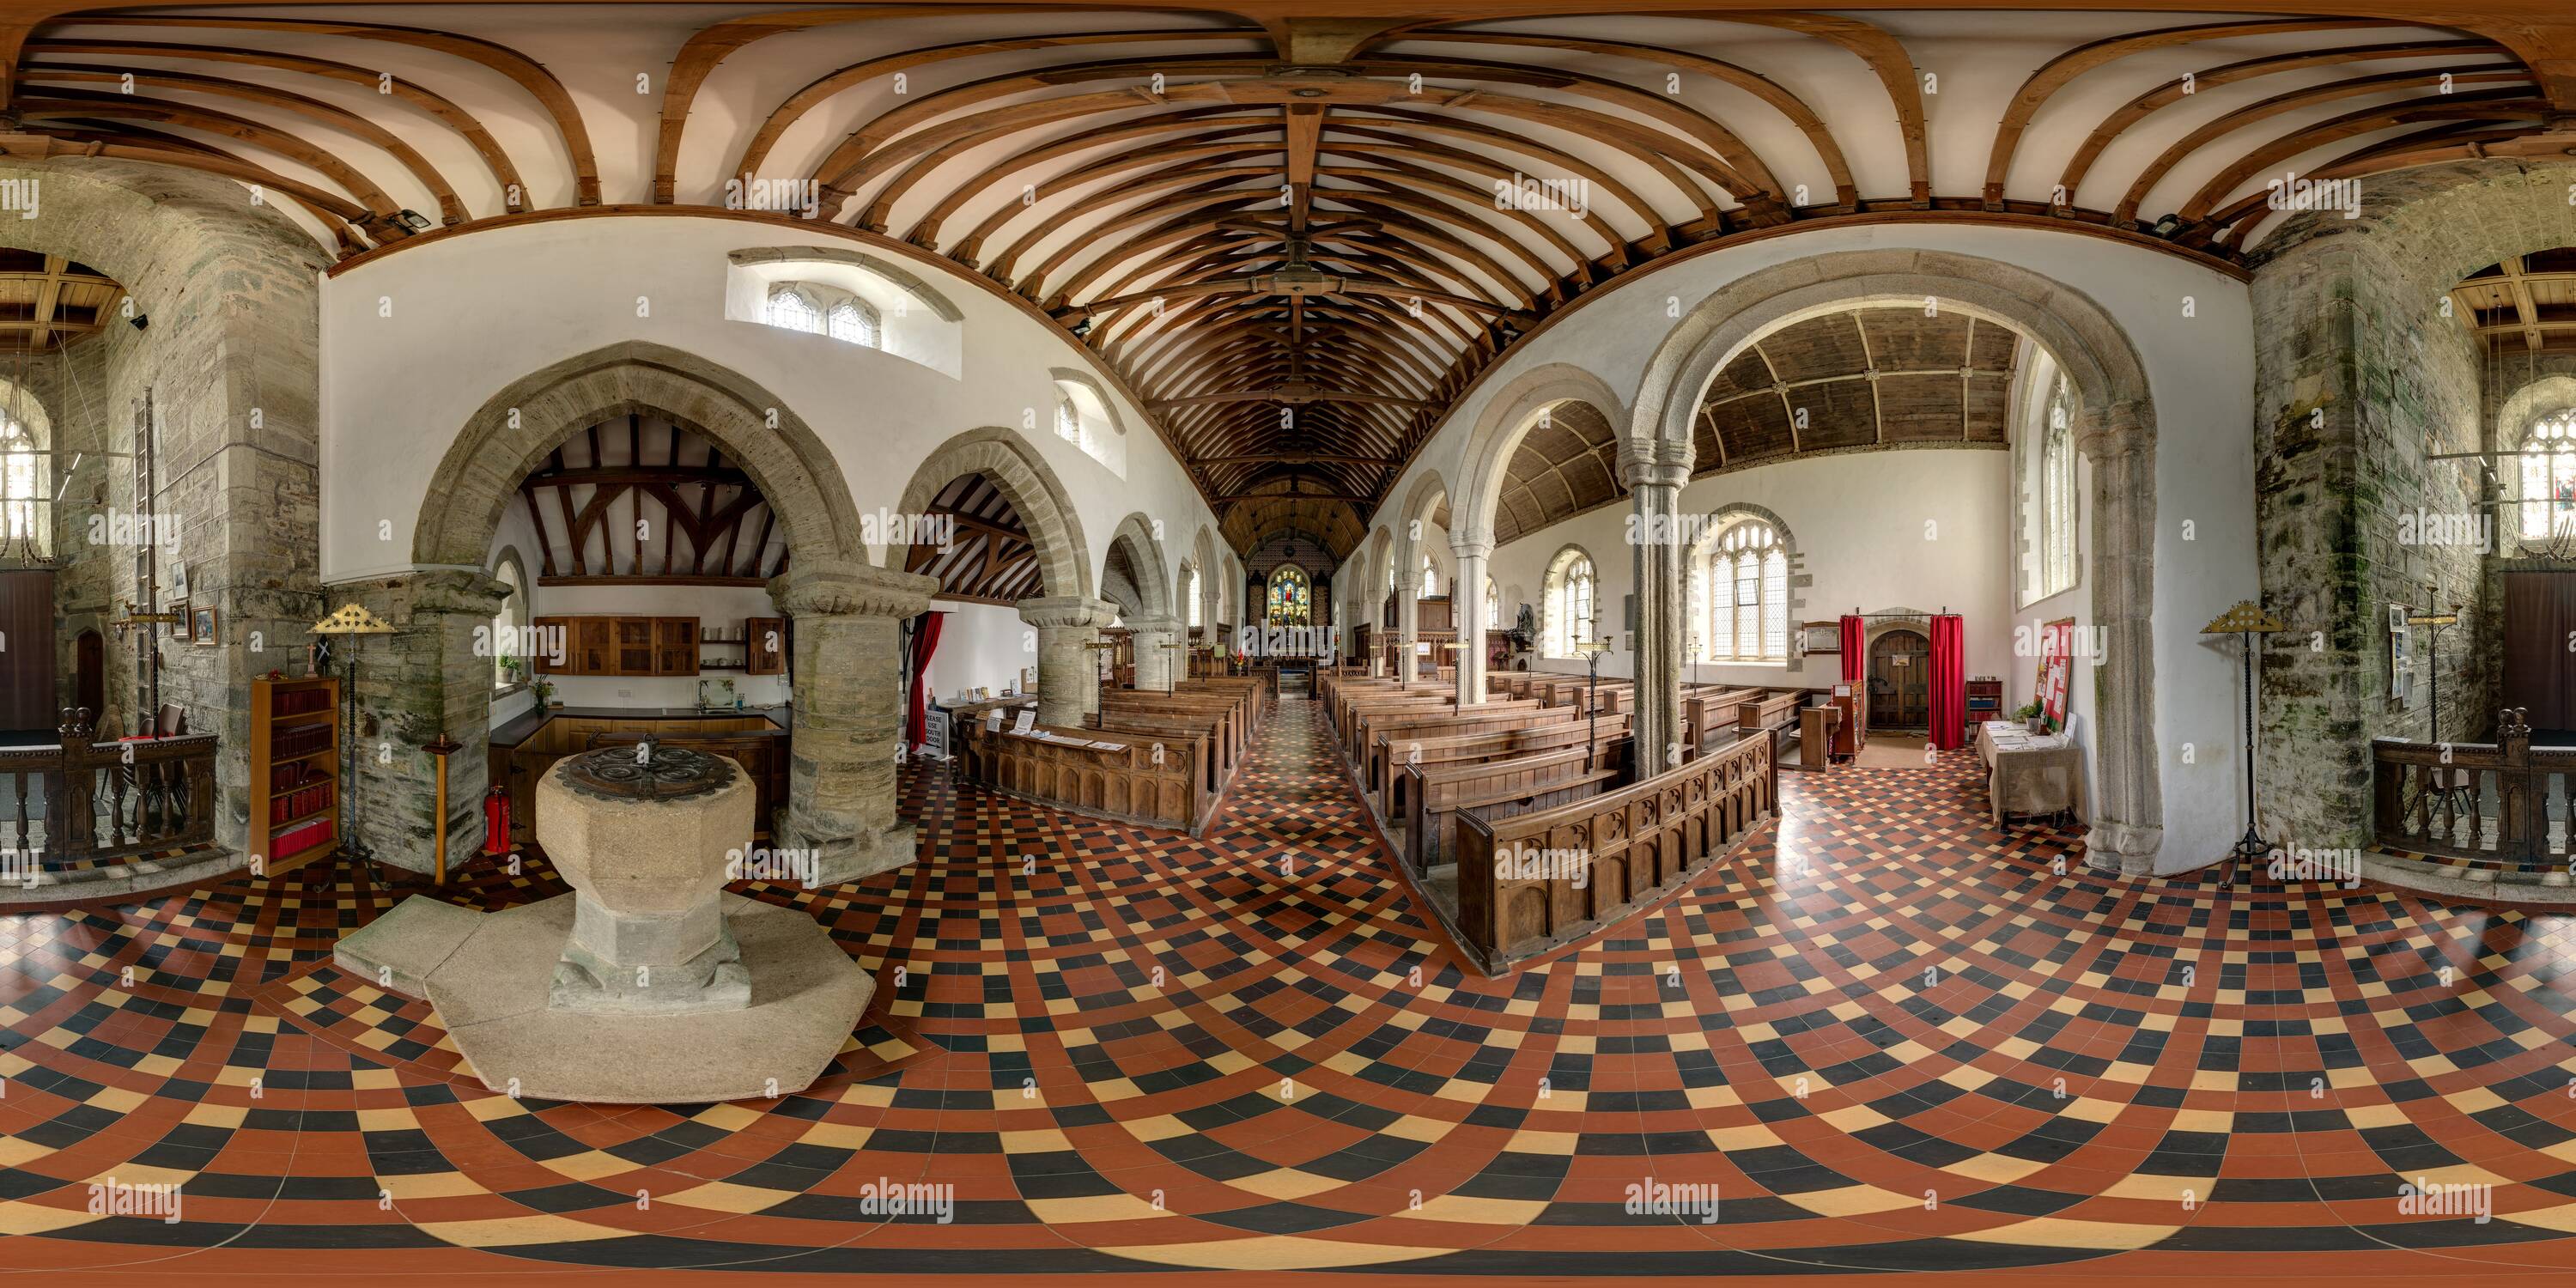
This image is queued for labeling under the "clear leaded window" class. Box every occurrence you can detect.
[1186,566,1202,628]
[827,298,880,348]
[1485,575,1499,628]
[0,417,42,557]
[1419,555,1439,597]
[1549,554,1596,656]
[2039,375,2077,598]
[766,285,823,335]
[2523,410,2576,541]
[1700,521,1785,662]
[490,561,525,690]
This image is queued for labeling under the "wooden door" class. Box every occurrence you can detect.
[654,618,698,675]
[613,617,654,674]
[1869,629,1929,728]
[76,629,105,724]
[574,618,615,674]
[745,617,785,675]
[0,569,56,730]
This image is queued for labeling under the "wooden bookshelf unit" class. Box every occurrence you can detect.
[251,675,341,876]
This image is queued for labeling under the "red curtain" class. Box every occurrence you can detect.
[1838,615,1864,687]
[1929,614,1965,750]
[904,611,945,750]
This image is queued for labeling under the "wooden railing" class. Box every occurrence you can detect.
[0,709,219,869]
[2372,708,2571,867]
[1455,729,1777,969]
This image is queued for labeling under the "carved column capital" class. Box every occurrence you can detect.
[1016,594,1120,631]
[769,559,936,619]
[1449,538,1495,562]
[1617,437,1693,491]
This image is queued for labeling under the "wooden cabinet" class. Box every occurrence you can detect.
[574,618,616,673]
[745,616,786,675]
[532,615,702,677]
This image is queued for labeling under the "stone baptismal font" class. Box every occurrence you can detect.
[337,742,872,1103]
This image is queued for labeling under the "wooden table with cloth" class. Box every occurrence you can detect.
[1975,720,2086,827]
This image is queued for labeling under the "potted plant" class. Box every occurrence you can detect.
[2013,701,2044,734]
[534,678,560,708]
[499,655,525,685]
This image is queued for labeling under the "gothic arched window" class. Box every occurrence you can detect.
[1699,521,1787,662]
[2523,410,2576,541]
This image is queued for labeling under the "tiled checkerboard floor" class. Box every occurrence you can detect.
[5,696,2576,1278]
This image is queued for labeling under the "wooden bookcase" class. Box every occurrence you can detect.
[249,675,340,875]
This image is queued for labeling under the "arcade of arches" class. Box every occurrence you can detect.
[3,3,2576,1278]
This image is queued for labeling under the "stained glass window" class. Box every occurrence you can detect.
[1267,565,1310,624]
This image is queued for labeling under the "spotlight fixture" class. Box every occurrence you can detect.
[1068,315,1094,339]
[128,313,149,331]
[398,209,433,232]
[2150,214,2181,239]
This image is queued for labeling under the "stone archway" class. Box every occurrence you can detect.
[1103,513,1182,689]
[404,340,932,884]
[887,425,1109,727]
[1629,249,2162,874]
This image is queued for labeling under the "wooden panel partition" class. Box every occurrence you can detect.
[958,719,1206,833]
[1455,732,1776,970]
[2372,710,2572,867]
[0,711,218,873]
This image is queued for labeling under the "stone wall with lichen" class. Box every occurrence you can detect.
[0,159,328,857]
[2248,160,2576,849]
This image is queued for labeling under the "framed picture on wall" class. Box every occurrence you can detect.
[168,598,191,641]
[2036,617,2075,732]
[193,605,219,647]
[2387,603,2412,700]
[170,562,189,600]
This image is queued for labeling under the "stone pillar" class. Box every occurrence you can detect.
[1394,573,1420,677]
[1453,538,1492,707]
[328,568,507,873]
[2076,401,2163,876]
[1624,450,1692,777]
[769,559,935,886]
[1018,595,1120,725]
[1128,614,1182,691]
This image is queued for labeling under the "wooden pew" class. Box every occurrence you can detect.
[1455,731,1777,970]
[1090,706,1229,795]
[1355,699,1552,809]
[1403,746,1619,875]
[1372,712,1631,817]
[1100,687,1245,767]
[957,718,1207,833]
[1340,693,1461,762]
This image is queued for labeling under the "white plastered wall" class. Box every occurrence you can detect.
[318,216,1218,609]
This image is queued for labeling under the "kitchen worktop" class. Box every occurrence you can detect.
[490,704,790,748]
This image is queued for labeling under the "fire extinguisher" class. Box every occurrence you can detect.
[483,785,512,856]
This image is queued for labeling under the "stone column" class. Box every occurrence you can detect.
[1624,449,1692,777]
[769,559,935,886]
[1018,595,1121,725]
[328,568,506,873]
[1128,613,1183,691]
[2076,401,2164,876]
[1394,572,1420,677]
[1452,538,1492,707]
